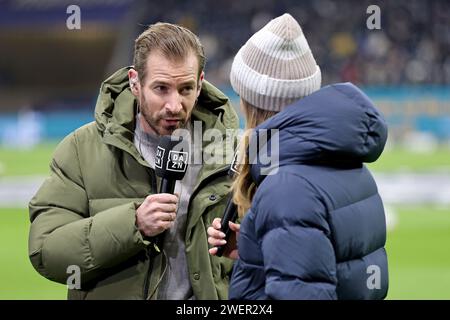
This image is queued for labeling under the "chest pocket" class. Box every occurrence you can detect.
[88,198,145,216]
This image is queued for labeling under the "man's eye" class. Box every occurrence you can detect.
[155,86,167,92]
[181,87,194,95]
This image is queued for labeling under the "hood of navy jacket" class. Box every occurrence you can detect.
[250,82,388,184]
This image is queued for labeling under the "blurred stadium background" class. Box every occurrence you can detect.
[0,0,449,299]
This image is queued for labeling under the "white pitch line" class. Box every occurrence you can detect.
[0,176,46,208]
[1,173,450,208]
[373,173,450,206]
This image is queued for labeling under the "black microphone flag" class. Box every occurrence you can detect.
[154,135,189,249]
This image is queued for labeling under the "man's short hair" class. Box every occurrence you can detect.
[133,22,205,84]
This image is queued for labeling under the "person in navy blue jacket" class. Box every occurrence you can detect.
[208,13,389,299]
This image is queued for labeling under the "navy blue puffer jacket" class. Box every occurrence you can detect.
[228,83,389,300]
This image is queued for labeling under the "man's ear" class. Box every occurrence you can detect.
[128,68,140,96]
[196,71,204,98]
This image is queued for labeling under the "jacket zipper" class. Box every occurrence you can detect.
[143,167,158,300]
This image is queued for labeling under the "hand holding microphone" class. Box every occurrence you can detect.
[208,217,240,260]
[208,150,240,259]
[136,193,179,237]
[136,135,189,244]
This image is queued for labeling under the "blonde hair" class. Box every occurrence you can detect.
[232,100,277,218]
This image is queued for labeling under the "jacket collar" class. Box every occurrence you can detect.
[94,67,239,175]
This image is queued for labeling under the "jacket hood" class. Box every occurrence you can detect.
[250,82,388,183]
[94,66,136,137]
[94,66,236,135]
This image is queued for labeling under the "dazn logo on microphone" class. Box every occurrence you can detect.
[167,150,188,172]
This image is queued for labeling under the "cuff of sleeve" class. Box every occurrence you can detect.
[132,201,151,247]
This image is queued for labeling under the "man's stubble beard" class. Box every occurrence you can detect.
[139,93,189,136]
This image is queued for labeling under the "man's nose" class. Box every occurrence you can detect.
[164,91,183,114]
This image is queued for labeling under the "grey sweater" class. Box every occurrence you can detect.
[134,115,202,300]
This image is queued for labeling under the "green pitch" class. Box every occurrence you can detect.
[0,205,449,299]
[1,143,450,299]
[367,147,450,173]
[0,143,56,177]
[1,143,450,176]
[385,206,450,299]
[0,207,66,299]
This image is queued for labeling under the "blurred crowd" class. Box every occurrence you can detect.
[0,0,448,145]
[0,0,448,114]
[130,0,449,87]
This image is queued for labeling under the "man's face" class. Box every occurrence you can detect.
[129,51,203,136]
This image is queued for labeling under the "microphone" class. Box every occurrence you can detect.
[216,150,240,257]
[154,135,189,248]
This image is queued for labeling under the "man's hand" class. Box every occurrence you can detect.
[207,217,240,260]
[136,193,179,237]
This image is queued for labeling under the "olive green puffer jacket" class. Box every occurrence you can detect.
[28,67,239,300]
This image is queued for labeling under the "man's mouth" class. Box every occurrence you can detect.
[163,119,181,126]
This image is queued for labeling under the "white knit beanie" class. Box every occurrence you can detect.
[230,13,321,111]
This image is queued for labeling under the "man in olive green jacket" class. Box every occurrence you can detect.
[28,23,238,300]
